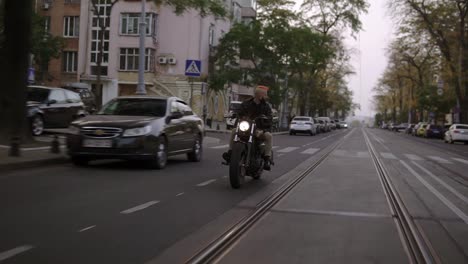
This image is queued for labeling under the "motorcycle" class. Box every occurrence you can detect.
[226,116,274,189]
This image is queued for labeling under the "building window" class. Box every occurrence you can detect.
[120,13,157,36]
[90,0,112,76]
[63,51,78,73]
[119,48,155,72]
[63,16,79,37]
[209,24,215,46]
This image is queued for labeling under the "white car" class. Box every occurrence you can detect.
[444,124,468,144]
[290,116,317,136]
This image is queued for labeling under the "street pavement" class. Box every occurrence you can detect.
[1,128,467,263]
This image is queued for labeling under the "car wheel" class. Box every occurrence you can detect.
[71,156,89,167]
[309,130,314,136]
[450,137,454,144]
[31,115,44,136]
[187,135,202,162]
[148,137,168,169]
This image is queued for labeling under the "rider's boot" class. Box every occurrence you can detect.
[263,156,271,171]
[222,150,232,164]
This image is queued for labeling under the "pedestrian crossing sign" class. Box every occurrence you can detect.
[185,60,202,77]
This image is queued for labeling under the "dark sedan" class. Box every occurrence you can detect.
[27,86,86,136]
[425,124,444,139]
[67,96,204,169]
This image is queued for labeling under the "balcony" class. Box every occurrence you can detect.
[241,7,256,18]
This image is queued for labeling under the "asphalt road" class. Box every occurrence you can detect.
[0,129,350,264]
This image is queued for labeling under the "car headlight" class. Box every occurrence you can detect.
[239,121,250,132]
[68,125,80,135]
[123,125,152,137]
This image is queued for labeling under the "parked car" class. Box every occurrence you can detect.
[339,121,348,128]
[334,119,341,129]
[405,124,415,134]
[381,123,388,129]
[393,123,408,132]
[27,86,86,136]
[416,123,429,137]
[225,101,242,130]
[329,120,337,130]
[63,83,97,114]
[316,117,331,132]
[412,122,427,136]
[424,124,444,139]
[67,96,204,169]
[289,116,317,136]
[444,124,468,144]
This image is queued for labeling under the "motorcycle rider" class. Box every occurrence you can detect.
[222,85,273,170]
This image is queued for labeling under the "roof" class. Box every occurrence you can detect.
[116,95,184,102]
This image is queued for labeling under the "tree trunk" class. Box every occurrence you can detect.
[0,0,33,147]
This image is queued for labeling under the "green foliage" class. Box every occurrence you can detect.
[31,13,65,81]
[153,0,227,17]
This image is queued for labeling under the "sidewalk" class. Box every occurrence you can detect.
[0,146,68,171]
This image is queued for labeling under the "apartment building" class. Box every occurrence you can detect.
[36,0,81,87]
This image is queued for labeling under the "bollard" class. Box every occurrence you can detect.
[9,137,21,157]
[51,135,60,154]
[216,123,220,130]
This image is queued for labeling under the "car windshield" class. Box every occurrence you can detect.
[27,87,49,102]
[294,118,310,121]
[98,98,167,117]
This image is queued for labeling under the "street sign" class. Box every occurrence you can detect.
[437,88,443,96]
[185,60,202,77]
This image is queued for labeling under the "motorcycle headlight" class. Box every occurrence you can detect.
[123,125,152,137]
[239,121,250,132]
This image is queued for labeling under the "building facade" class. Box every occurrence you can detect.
[36,0,81,87]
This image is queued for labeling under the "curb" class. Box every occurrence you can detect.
[0,156,69,172]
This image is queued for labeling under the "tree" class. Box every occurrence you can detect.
[31,13,65,83]
[0,0,33,149]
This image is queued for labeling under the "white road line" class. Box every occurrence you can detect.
[272,146,280,149]
[176,192,184,197]
[404,154,423,161]
[452,158,468,165]
[277,147,299,153]
[210,144,229,149]
[277,154,284,157]
[222,175,228,179]
[400,160,468,224]
[428,156,453,164]
[0,245,34,262]
[380,152,397,159]
[196,179,217,187]
[78,225,96,232]
[120,201,160,214]
[412,161,468,205]
[301,148,320,155]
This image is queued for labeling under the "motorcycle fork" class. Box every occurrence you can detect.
[245,123,256,167]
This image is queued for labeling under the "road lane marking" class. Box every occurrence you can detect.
[272,146,280,149]
[380,152,397,159]
[78,225,96,232]
[176,192,184,197]
[210,144,229,149]
[277,154,284,157]
[277,147,299,153]
[453,158,468,165]
[428,156,453,164]
[222,175,228,179]
[400,160,468,224]
[120,201,160,214]
[404,154,423,161]
[412,161,468,205]
[196,179,217,187]
[357,151,370,158]
[0,245,34,262]
[301,148,320,155]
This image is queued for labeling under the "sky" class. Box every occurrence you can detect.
[344,0,395,118]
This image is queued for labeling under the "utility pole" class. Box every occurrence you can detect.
[136,0,147,95]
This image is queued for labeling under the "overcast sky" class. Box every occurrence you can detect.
[344,0,395,117]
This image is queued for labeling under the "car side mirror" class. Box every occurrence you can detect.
[47,99,57,106]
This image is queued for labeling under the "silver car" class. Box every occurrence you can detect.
[289,116,317,136]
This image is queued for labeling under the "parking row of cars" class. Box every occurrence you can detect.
[381,122,468,144]
[289,116,348,136]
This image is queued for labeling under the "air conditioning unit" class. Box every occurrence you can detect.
[158,57,167,64]
[42,3,50,10]
[168,57,177,65]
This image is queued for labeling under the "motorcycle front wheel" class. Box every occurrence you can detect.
[230,142,246,189]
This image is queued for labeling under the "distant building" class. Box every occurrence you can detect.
[35,0,81,87]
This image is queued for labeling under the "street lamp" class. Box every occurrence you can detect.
[136,0,147,95]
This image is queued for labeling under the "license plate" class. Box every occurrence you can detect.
[83,139,112,148]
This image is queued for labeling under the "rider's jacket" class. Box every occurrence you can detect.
[238,98,273,130]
